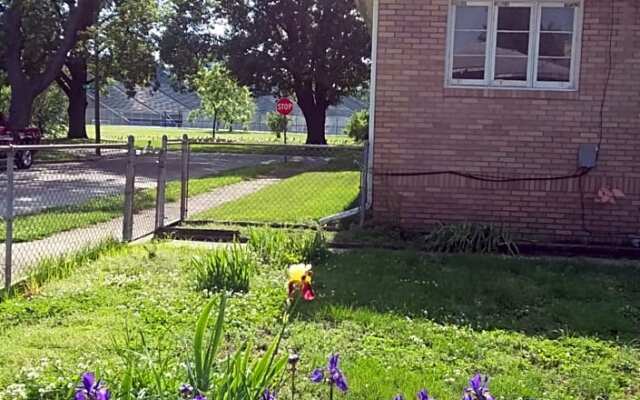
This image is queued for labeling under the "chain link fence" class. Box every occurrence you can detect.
[0,140,177,290]
[88,111,352,135]
[180,141,365,228]
[1,136,366,291]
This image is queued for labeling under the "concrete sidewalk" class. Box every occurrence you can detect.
[1,178,279,284]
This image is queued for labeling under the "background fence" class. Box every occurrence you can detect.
[1,136,365,291]
[87,112,352,135]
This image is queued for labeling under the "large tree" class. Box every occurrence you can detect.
[159,0,219,89]
[218,0,371,144]
[56,0,157,139]
[0,0,101,130]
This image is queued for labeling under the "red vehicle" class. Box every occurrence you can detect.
[0,113,41,169]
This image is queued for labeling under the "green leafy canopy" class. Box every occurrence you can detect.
[190,64,256,132]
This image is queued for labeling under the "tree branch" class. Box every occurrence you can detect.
[58,70,72,88]
[33,0,101,94]
[56,76,71,96]
[4,3,28,91]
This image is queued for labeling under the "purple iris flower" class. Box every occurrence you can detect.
[261,389,277,400]
[75,372,110,400]
[417,389,433,400]
[82,373,96,393]
[328,354,339,371]
[309,353,348,393]
[179,384,194,398]
[332,370,348,393]
[194,394,207,400]
[394,395,405,400]
[463,374,494,400]
[96,388,110,400]
[310,368,325,383]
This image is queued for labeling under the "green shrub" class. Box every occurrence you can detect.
[187,295,287,398]
[424,223,519,255]
[266,112,289,139]
[247,227,327,268]
[191,245,256,293]
[31,85,68,138]
[343,110,369,142]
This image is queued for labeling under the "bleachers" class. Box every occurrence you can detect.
[86,70,366,133]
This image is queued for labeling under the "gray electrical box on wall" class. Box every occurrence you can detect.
[578,144,598,168]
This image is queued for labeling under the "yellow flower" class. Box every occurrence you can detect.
[287,264,315,301]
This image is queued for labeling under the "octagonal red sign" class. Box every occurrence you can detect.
[276,98,294,116]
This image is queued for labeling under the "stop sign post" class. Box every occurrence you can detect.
[276,98,293,147]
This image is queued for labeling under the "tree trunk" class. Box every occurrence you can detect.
[304,107,327,145]
[296,89,328,145]
[67,86,88,139]
[212,110,218,139]
[8,88,35,130]
[58,58,89,139]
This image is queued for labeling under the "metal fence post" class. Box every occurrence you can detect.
[180,134,190,222]
[359,142,369,227]
[122,136,135,242]
[4,147,14,292]
[155,135,168,230]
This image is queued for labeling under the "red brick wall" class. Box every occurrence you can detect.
[372,0,640,244]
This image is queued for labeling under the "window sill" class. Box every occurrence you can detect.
[443,86,580,101]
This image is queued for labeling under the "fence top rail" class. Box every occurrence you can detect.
[186,140,364,151]
[0,143,130,151]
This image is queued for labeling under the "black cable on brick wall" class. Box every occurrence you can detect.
[375,0,619,236]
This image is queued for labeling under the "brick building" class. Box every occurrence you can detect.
[365,0,640,244]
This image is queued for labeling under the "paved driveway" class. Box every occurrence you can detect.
[0,152,279,216]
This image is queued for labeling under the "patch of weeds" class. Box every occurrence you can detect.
[191,245,256,294]
[424,223,519,255]
[0,357,76,400]
[247,227,328,268]
[2,240,125,300]
[112,325,182,400]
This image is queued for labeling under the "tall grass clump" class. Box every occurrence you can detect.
[247,227,327,268]
[424,223,519,255]
[14,239,125,298]
[186,295,287,398]
[191,245,256,293]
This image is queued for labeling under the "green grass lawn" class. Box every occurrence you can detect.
[86,125,356,147]
[193,170,361,224]
[1,164,281,243]
[0,242,638,399]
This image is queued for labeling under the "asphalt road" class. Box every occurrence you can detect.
[0,152,279,216]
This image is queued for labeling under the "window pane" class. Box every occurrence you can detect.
[538,58,571,82]
[451,5,488,81]
[539,33,573,57]
[496,32,530,56]
[495,57,528,81]
[455,6,488,30]
[541,7,575,32]
[454,31,487,55]
[497,7,531,31]
[453,56,486,80]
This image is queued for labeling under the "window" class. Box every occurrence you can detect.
[446,0,582,90]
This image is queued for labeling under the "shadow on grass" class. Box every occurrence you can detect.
[301,249,640,342]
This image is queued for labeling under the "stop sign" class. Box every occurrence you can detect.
[276,98,294,116]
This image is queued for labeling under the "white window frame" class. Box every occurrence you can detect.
[445,0,583,91]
